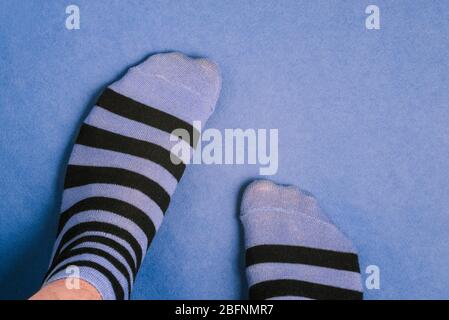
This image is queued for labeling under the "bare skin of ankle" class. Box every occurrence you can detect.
[29,279,102,300]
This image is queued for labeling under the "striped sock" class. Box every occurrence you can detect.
[43,52,221,300]
[240,180,363,300]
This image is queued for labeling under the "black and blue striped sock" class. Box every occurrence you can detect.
[43,52,221,300]
[241,180,363,300]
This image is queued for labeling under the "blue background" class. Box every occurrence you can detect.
[1,0,448,300]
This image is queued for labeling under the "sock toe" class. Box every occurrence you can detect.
[241,179,331,223]
[137,52,221,110]
[110,52,221,124]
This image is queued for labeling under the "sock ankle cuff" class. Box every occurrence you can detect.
[44,266,116,300]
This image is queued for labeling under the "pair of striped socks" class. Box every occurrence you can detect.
[43,52,363,300]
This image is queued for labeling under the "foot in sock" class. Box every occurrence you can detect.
[240,180,363,300]
[42,52,221,300]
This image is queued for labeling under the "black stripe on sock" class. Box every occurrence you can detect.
[46,260,125,300]
[48,247,132,296]
[249,279,363,300]
[97,88,199,148]
[45,235,137,282]
[64,165,171,212]
[60,235,136,276]
[53,222,143,270]
[77,124,185,181]
[57,197,156,244]
[246,244,360,273]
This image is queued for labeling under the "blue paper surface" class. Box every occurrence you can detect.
[1,0,448,299]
